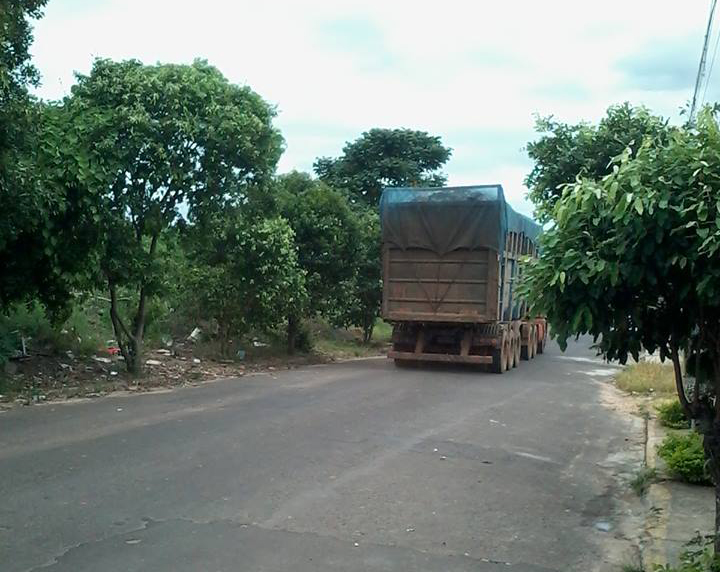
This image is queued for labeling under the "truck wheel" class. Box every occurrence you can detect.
[520,324,530,361]
[536,322,546,354]
[491,332,508,374]
[529,326,537,359]
[512,331,520,368]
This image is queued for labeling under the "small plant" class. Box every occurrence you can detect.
[657,433,712,486]
[630,466,658,496]
[653,533,719,571]
[622,565,645,572]
[656,400,691,429]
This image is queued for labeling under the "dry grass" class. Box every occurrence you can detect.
[615,362,676,396]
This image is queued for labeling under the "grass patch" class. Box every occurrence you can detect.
[629,466,658,497]
[314,319,392,360]
[621,565,645,572]
[615,362,676,396]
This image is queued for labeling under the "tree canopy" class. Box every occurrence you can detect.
[314,128,451,205]
[276,171,360,350]
[185,215,305,357]
[525,103,670,221]
[60,58,284,373]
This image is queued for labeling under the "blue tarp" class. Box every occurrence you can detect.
[380,184,541,254]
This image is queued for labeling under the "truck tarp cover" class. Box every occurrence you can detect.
[380,185,541,255]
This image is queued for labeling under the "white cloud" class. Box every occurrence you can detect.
[29,0,715,215]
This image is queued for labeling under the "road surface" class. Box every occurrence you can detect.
[0,339,644,571]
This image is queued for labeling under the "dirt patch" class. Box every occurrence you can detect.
[0,348,336,409]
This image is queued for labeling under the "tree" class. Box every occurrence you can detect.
[332,207,382,343]
[63,58,283,374]
[525,103,670,222]
[0,1,69,313]
[314,128,451,205]
[185,215,305,357]
[276,172,360,352]
[522,108,720,555]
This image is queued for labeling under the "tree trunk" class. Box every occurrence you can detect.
[362,313,374,344]
[126,336,143,376]
[287,314,298,355]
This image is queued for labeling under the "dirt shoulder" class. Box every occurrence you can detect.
[1,342,389,409]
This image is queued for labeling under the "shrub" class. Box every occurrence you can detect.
[657,432,712,485]
[656,400,691,429]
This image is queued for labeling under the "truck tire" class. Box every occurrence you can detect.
[520,324,531,361]
[536,321,546,354]
[529,325,537,359]
[491,331,508,374]
[512,330,520,368]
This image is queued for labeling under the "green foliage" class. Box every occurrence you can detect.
[0,3,97,316]
[629,466,658,497]
[0,300,110,364]
[59,58,283,373]
[525,103,669,222]
[0,0,47,93]
[276,172,360,328]
[314,128,451,205]
[658,432,712,485]
[657,400,691,429]
[522,107,720,401]
[653,534,720,571]
[331,206,382,343]
[185,215,306,357]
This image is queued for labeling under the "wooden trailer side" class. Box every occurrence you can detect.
[382,246,500,323]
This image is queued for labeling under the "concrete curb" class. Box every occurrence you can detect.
[641,418,714,569]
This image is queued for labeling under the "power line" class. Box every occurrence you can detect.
[690,0,718,122]
[701,19,720,105]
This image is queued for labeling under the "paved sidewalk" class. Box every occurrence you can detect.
[642,418,714,568]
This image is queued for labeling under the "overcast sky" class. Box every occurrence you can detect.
[29,0,717,215]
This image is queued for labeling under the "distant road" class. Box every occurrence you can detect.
[0,339,643,571]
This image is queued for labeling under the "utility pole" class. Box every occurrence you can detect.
[690,0,718,122]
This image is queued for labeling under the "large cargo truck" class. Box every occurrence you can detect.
[380,185,546,373]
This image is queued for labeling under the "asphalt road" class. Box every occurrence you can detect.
[0,339,644,572]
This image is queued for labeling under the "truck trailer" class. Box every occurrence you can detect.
[380,184,546,373]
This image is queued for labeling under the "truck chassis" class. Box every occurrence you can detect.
[389,318,547,373]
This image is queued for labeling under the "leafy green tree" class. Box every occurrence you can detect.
[332,207,382,343]
[525,103,670,221]
[0,1,72,313]
[185,215,305,357]
[276,171,360,352]
[522,108,720,554]
[63,58,283,374]
[314,128,451,205]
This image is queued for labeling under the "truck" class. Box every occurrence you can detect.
[380,184,546,373]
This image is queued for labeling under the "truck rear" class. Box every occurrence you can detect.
[380,185,546,373]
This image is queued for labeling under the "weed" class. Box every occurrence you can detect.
[630,466,658,496]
